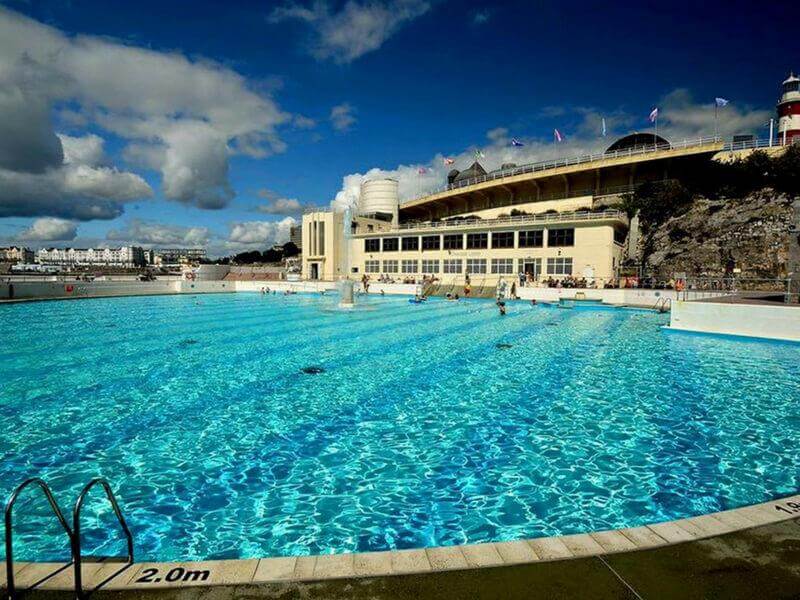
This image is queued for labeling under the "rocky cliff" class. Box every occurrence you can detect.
[638,190,797,279]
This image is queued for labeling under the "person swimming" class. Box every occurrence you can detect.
[497,300,506,316]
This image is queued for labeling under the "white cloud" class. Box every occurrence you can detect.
[106,219,211,247]
[0,132,152,220]
[59,133,106,167]
[18,217,78,241]
[331,90,772,211]
[228,217,296,247]
[471,9,491,25]
[330,103,356,131]
[0,7,291,213]
[486,127,509,145]
[657,89,771,141]
[269,0,430,63]
[293,114,317,129]
[255,197,304,215]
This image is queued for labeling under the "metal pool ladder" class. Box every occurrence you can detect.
[4,477,134,599]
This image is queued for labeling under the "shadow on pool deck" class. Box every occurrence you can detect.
[15,519,800,600]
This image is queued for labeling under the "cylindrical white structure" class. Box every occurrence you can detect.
[359,178,399,225]
[777,73,800,145]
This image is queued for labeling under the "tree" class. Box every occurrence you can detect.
[774,145,800,195]
[282,241,300,257]
[262,247,282,263]
[632,180,693,232]
[232,250,262,264]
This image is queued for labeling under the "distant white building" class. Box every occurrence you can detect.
[0,246,35,264]
[37,246,146,267]
[155,248,207,264]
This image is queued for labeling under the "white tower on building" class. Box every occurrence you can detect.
[777,72,800,144]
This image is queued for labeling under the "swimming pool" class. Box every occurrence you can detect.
[1,292,799,562]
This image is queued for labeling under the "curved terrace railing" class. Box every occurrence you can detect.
[406,135,788,203]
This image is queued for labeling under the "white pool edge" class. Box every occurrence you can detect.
[5,493,799,592]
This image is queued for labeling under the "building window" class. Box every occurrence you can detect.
[383,260,399,273]
[519,230,543,248]
[365,239,380,252]
[422,235,440,250]
[421,259,440,273]
[443,234,463,250]
[443,259,463,274]
[466,233,488,249]
[365,260,379,273]
[491,258,514,274]
[466,258,487,274]
[547,257,573,275]
[548,228,574,247]
[614,228,627,245]
[402,236,419,251]
[351,267,359,273]
[401,260,418,273]
[382,238,399,252]
[492,231,514,248]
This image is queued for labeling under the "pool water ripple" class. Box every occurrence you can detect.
[1,293,799,561]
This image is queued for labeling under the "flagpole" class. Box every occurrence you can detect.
[654,114,658,149]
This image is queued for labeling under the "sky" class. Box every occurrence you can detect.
[0,0,795,256]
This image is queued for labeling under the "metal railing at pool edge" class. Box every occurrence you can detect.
[72,478,134,599]
[3,477,133,600]
[4,478,74,600]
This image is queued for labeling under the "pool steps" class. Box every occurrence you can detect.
[4,477,133,599]
[3,493,799,593]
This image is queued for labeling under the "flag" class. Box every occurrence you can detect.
[511,138,525,147]
[417,167,428,174]
[443,157,455,165]
[473,149,485,160]
[649,107,659,122]
[715,97,729,107]
[601,118,607,137]
[554,128,563,142]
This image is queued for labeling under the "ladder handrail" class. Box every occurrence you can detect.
[4,478,74,599]
[72,478,134,599]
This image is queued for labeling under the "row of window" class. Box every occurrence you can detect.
[363,257,573,275]
[363,228,573,253]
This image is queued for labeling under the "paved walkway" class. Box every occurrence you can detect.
[251,518,800,599]
[14,518,800,599]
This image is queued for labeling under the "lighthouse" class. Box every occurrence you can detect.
[777,72,800,144]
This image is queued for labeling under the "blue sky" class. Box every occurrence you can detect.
[0,0,795,255]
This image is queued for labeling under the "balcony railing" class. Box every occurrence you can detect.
[405,135,789,203]
[351,209,627,235]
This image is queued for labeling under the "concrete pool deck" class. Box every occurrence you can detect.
[4,494,800,598]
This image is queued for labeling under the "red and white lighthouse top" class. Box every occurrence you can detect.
[779,72,799,106]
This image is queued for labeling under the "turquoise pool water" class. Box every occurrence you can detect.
[1,292,799,562]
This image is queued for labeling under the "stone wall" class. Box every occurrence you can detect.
[0,280,234,300]
[640,190,796,281]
